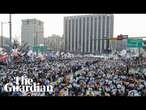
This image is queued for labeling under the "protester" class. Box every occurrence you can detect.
[0,47,146,96]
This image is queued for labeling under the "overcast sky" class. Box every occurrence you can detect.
[0,14,146,42]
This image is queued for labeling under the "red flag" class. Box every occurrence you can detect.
[0,54,8,62]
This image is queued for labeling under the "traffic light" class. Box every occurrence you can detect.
[117,35,123,40]
[117,34,128,40]
[109,34,127,41]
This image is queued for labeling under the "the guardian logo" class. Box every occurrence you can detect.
[3,76,53,93]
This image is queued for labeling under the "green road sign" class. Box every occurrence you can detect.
[127,38,143,48]
[33,45,47,53]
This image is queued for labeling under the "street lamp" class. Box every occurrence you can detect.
[1,22,8,47]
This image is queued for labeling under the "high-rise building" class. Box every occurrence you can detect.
[21,19,44,47]
[64,14,114,54]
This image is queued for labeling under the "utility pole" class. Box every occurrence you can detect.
[1,22,3,47]
[9,14,12,45]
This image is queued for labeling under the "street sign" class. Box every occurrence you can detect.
[33,45,47,53]
[127,38,143,48]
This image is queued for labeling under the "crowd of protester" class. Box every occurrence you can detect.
[0,48,146,96]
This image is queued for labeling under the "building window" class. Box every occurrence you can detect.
[27,20,29,24]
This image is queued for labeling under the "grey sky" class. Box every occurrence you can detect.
[1,14,146,42]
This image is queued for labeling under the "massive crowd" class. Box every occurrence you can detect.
[0,49,146,96]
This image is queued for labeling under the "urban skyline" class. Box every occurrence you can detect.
[1,14,146,43]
